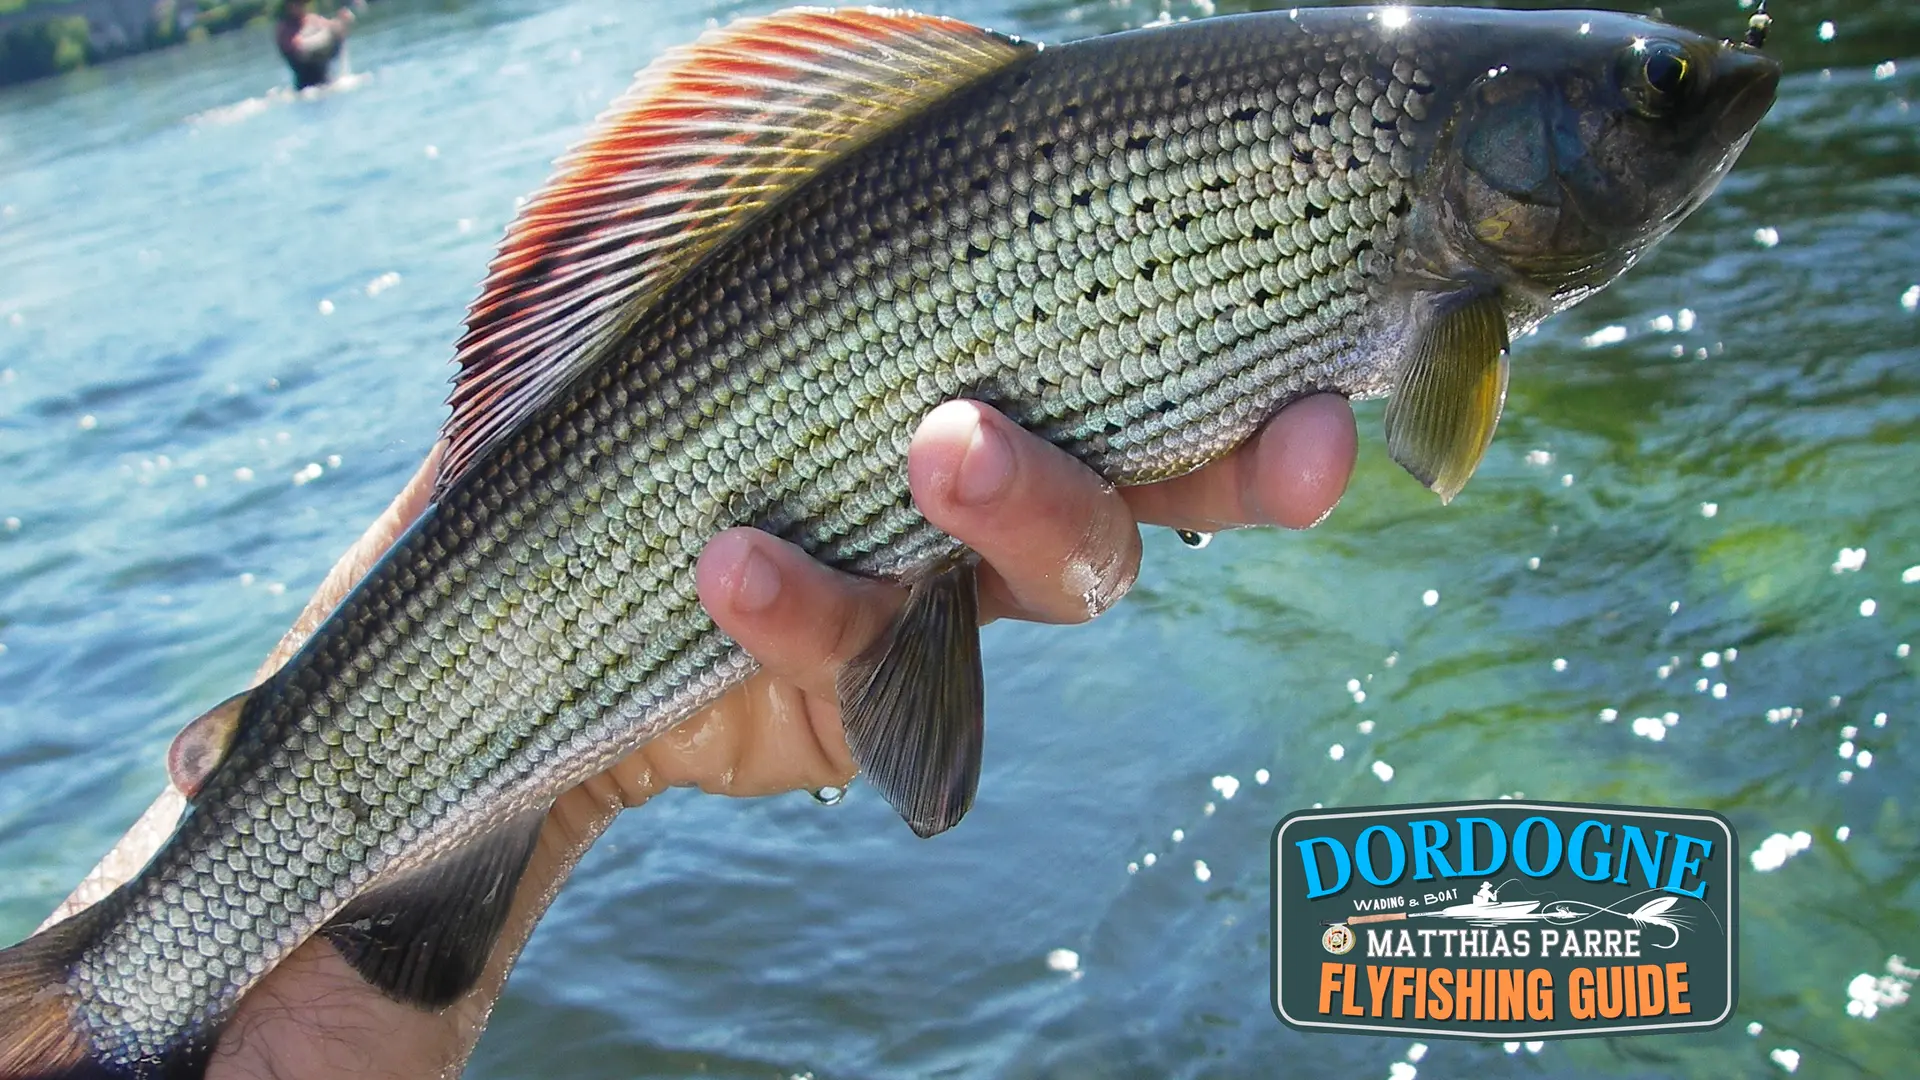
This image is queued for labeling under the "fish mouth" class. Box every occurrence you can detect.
[1712,45,1782,142]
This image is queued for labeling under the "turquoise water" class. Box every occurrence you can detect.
[1,0,1916,1076]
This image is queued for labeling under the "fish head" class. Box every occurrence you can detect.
[1421,11,1780,316]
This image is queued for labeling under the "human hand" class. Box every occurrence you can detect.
[47,394,1357,1078]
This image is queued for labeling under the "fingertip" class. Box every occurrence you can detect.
[697,527,902,700]
[909,400,1015,512]
[696,528,779,619]
[1250,393,1358,529]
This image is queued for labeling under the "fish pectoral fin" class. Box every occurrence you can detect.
[835,554,986,839]
[1383,290,1512,504]
[166,688,255,801]
[319,807,547,1009]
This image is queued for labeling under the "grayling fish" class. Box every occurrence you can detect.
[0,6,1777,1077]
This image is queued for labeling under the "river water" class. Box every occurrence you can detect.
[0,1,1915,1076]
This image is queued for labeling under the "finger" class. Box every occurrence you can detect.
[908,400,1141,625]
[695,528,901,703]
[1122,393,1356,531]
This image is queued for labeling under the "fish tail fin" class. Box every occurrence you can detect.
[0,911,103,1079]
[0,906,195,1079]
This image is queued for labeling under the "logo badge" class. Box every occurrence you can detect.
[1272,801,1736,1039]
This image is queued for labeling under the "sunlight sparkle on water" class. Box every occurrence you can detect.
[1845,958,1916,1019]
[1751,831,1812,872]
[1582,325,1628,347]
[1771,1048,1801,1073]
[1631,713,1677,740]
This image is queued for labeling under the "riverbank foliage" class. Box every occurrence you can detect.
[2,0,352,86]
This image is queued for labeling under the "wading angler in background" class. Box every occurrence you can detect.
[0,5,1776,1077]
[275,0,357,91]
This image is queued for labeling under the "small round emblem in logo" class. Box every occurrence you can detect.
[1321,924,1356,955]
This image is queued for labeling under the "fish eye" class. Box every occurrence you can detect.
[1618,40,1693,119]
[1644,46,1689,96]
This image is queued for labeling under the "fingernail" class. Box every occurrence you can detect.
[732,545,782,613]
[953,413,1013,507]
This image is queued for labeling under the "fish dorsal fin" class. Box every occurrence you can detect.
[439,8,1036,493]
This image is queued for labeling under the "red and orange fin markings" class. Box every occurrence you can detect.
[437,8,1036,494]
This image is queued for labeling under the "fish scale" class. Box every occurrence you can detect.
[0,7,1782,1076]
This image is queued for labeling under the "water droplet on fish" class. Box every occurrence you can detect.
[1175,529,1213,549]
[811,785,846,806]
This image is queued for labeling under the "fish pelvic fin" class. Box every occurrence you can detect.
[319,808,546,1009]
[836,554,986,838]
[0,904,208,1079]
[1383,290,1511,504]
[437,8,1037,494]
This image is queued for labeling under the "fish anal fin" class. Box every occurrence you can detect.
[166,690,253,802]
[438,10,1036,494]
[319,809,546,1009]
[835,555,985,838]
[1383,290,1511,503]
